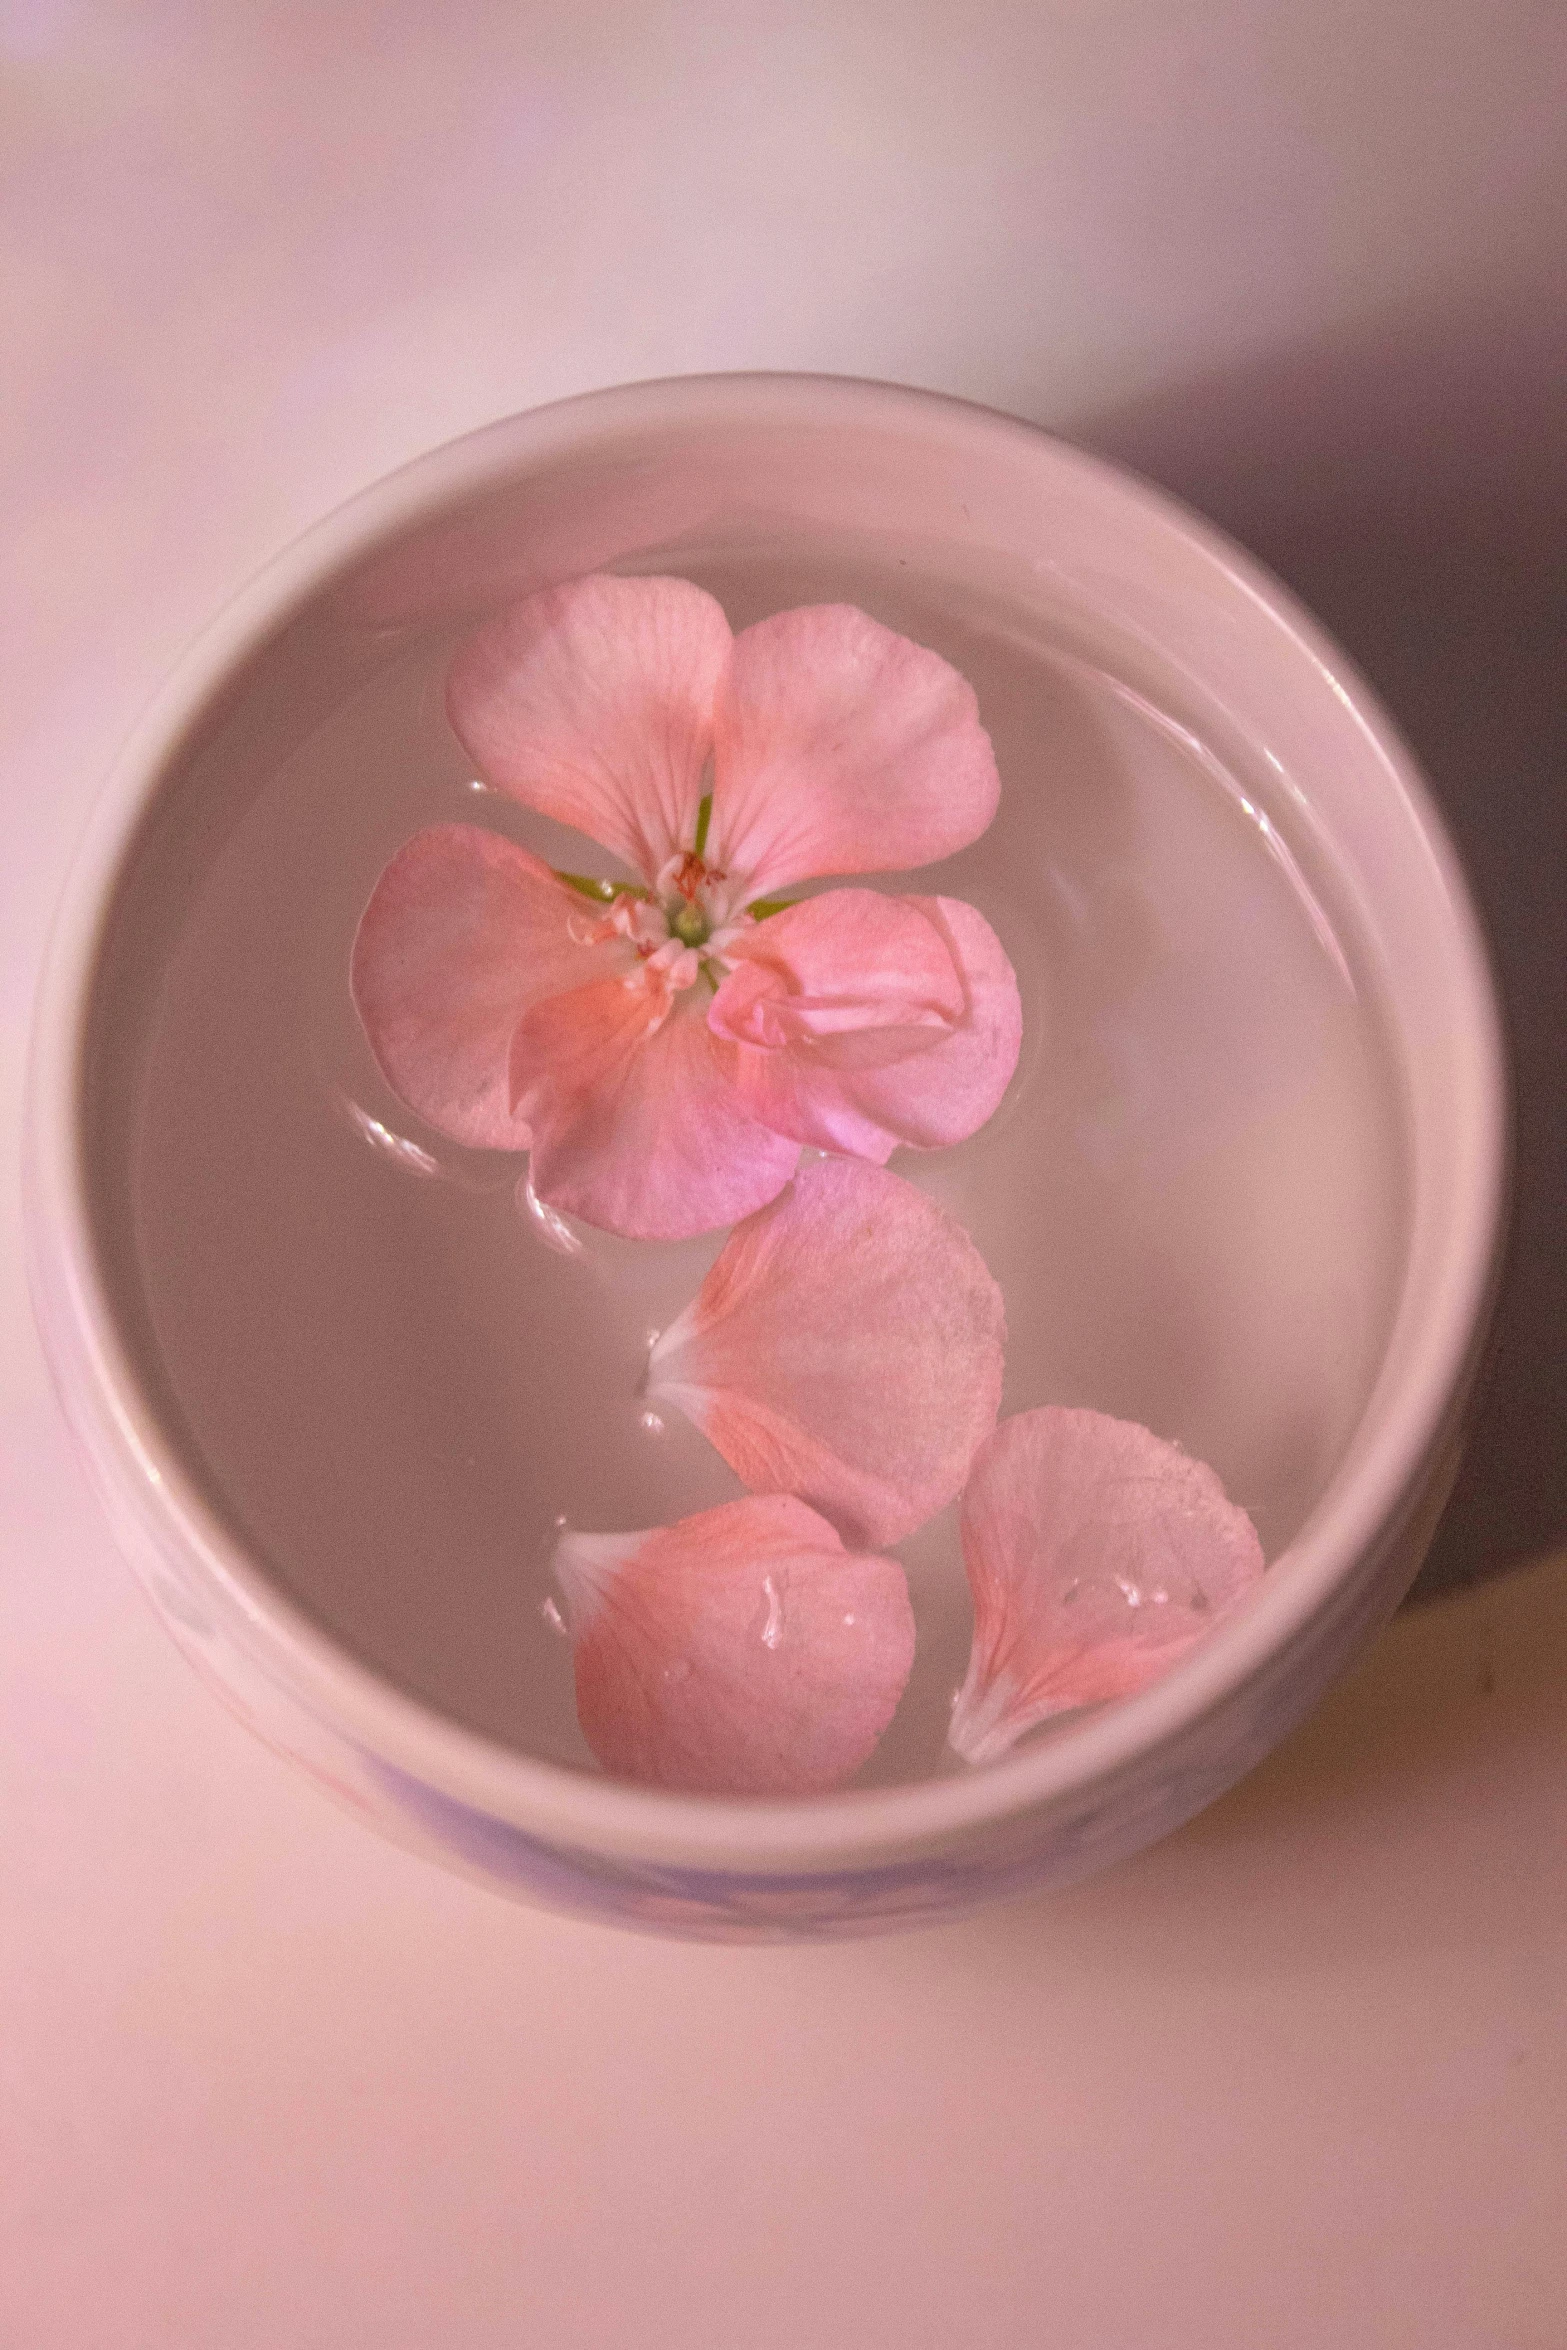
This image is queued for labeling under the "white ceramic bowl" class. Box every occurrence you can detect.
[24,375,1507,1939]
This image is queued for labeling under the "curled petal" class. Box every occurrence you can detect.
[950,1409,1266,1765]
[509,981,799,1241]
[710,604,1001,898]
[351,825,616,1150]
[710,890,1022,1160]
[648,1159,1006,1547]
[554,1496,915,1794]
[712,889,963,1050]
[446,573,733,883]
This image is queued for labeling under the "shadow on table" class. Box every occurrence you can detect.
[1053,283,1567,1600]
[925,1542,1567,1992]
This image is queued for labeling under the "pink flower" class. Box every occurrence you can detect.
[352,573,1020,1239]
[554,1496,915,1794]
[948,1408,1266,1764]
[647,1158,1006,1548]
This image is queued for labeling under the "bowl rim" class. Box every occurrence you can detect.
[25,369,1511,1872]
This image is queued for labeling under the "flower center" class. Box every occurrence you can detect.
[669,900,711,950]
[567,833,755,1014]
[653,848,732,965]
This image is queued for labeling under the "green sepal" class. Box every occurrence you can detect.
[555,871,650,904]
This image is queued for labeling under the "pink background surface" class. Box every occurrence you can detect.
[3,5,1565,2342]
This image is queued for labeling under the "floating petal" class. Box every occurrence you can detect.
[711,890,1021,1159]
[648,1159,1005,1546]
[554,1496,915,1794]
[509,980,800,1241]
[446,573,733,882]
[950,1408,1266,1764]
[351,824,614,1150]
[711,604,1001,898]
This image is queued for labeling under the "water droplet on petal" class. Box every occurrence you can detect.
[1060,1580,1081,1605]
[540,1596,568,1638]
[639,1409,666,1436]
[760,1573,784,1651]
[842,1612,857,1627]
[1113,1574,1145,1609]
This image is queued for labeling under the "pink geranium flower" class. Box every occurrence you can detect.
[352,572,1020,1239]
[948,1409,1266,1764]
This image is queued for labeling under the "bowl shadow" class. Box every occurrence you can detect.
[1049,283,1567,1598]
[907,1543,1567,1988]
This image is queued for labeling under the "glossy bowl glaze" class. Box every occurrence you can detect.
[24,376,1507,1939]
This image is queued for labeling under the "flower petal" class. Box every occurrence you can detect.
[710,890,1021,1159]
[712,889,964,1049]
[949,1409,1266,1765]
[555,1495,916,1794]
[647,1158,1006,1547]
[710,604,1001,898]
[509,980,800,1240]
[445,573,733,882]
[351,824,616,1150]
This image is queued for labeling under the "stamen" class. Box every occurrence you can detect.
[644,938,703,992]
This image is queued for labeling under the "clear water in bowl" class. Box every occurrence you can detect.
[124,542,1406,1787]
